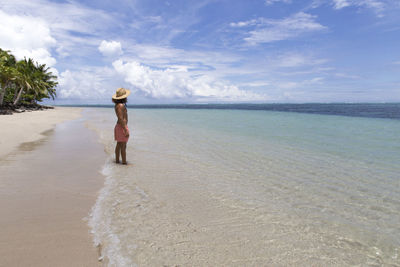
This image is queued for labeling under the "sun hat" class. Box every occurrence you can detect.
[112,87,131,100]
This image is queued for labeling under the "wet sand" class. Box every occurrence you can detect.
[0,107,82,159]
[0,109,105,266]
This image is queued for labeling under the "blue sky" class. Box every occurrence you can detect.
[0,0,399,103]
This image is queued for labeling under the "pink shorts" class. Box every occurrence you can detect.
[114,124,129,143]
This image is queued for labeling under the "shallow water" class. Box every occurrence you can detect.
[86,107,400,266]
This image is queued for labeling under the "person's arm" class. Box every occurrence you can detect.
[116,104,129,137]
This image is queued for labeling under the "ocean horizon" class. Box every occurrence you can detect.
[56,103,400,120]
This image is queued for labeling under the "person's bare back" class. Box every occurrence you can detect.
[115,103,128,129]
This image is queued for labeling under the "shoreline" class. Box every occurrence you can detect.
[0,107,105,266]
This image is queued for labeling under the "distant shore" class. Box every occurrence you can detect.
[0,107,104,265]
[0,103,55,115]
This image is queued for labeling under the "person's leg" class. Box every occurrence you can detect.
[115,142,121,163]
[121,142,127,164]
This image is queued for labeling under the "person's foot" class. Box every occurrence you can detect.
[122,162,128,165]
[115,160,120,164]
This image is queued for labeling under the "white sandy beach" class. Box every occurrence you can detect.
[0,107,81,159]
[0,107,105,266]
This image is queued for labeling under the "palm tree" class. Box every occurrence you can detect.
[0,49,17,106]
[13,58,35,106]
[1,48,58,107]
[30,63,57,103]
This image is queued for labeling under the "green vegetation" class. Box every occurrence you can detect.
[0,48,57,108]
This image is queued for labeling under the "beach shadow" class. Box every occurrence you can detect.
[0,129,54,163]
[18,129,54,152]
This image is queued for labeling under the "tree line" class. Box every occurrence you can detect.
[0,48,57,107]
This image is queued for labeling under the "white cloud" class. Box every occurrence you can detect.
[334,73,360,79]
[361,0,386,16]
[232,12,326,44]
[332,0,386,16]
[333,0,351,9]
[112,59,267,101]
[98,40,123,57]
[58,70,102,99]
[275,77,324,90]
[0,10,56,66]
[130,15,163,29]
[306,77,325,84]
[230,19,259,28]
[270,52,328,68]
[125,44,241,74]
[57,67,118,99]
[118,45,332,101]
[0,0,114,35]
[278,54,309,68]
[239,81,271,87]
[0,0,118,59]
[265,0,291,5]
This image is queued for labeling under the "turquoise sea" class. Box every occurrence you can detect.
[84,104,400,266]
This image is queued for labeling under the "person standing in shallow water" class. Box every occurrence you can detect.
[112,88,130,164]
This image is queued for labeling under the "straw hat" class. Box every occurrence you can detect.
[112,88,131,100]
